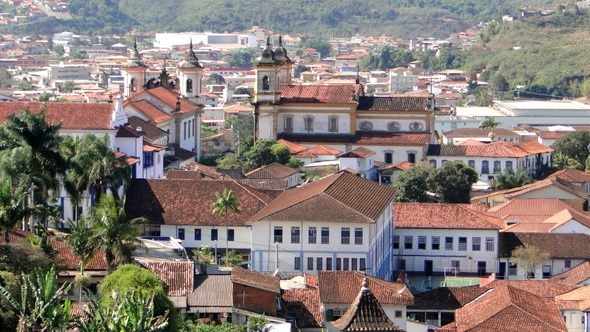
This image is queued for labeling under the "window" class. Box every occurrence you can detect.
[408,153,416,163]
[194,228,201,241]
[451,260,460,271]
[360,258,366,271]
[341,227,350,244]
[542,265,552,279]
[211,229,218,241]
[354,228,363,245]
[178,228,185,240]
[565,259,572,269]
[130,78,137,92]
[351,258,358,271]
[144,152,154,168]
[468,160,475,169]
[387,121,401,132]
[343,258,350,271]
[227,229,235,241]
[284,116,293,132]
[336,258,342,271]
[308,227,317,244]
[294,257,301,270]
[395,311,403,318]
[445,237,453,250]
[409,122,424,131]
[329,116,338,132]
[184,122,187,140]
[509,262,518,276]
[304,116,314,133]
[430,159,437,168]
[398,259,406,270]
[262,75,270,90]
[186,78,193,92]
[384,152,393,164]
[493,161,501,174]
[404,236,413,249]
[393,235,400,249]
[418,236,426,250]
[456,237,466,251]
[472,237,481,251]
[291,227,300,244]
[359,121,373,131]
[432,236,440,250]
[485,237,494,251]
[506,161,513,170]
[307,257,313,270]
[274,226,283,243]
[326,257,333,270]
[321,227,330,244]
[482,161,489,174]
[317,257,323,271]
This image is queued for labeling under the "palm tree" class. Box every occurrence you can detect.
[211,188,241,216]
[89,194,145,274]
[0,180,33,242]
[480,116,501,129]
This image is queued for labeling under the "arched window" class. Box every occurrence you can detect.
[468,160,475,169]
[506,161,513,170]
[328,116,338,133]
[482,160,489,174]
[304,116,314,133]
[284,116,293,132]
[407,152,416,163]
[429,159,437,168]
[384,152,393,164]
[130,78,137,92]
[262,75,270,90]
[186,78,193,93]
[493,161,501,173]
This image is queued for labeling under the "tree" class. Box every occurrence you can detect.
[493,168,533,190]
[65,217,95,275]
[99,264,178,332]
[53,45,65,56]
[0,243,52,275]
[0,271,19,331]
[206,73,225,85]
[216,153,244,170]
[192,245,215,267]
[427,161,478,203]
[89,194,145,274]
[511,244,550,279]
[551,131,590,171]
[0,265,73,332]
[222,250,243,267]
[0,180,32,242]
[223,49,255,67]
[491,74,510,92]
[480,116,500,129]
[286,156,303,169]
[293,64,310,78]
[243,139,290,169]
[271,143,290,165]
[300,38,331,58]
[392,165,432,202]
[212,188,241,217]
[60,81,76,93]
[581,79,590,98]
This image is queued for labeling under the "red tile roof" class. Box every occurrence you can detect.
[487,198,587,220]
[549,169,590,184]
[428,141,553,158]
[411,286,488,310]
[356,132,431,145]
[551,261,590,285]
[394,203,503,229]
[338,147,376,158]
[0,102,114,130]
[131,87,198,114]
[249,172,396,223]
[499,232,590,259]
[483,279,580,298]
[244,162,299,179]
[280,84,363,104]
[304,144,342,156]
[283,287,324,328]
[230,267,280,293]
[139,260,195,296]
[125,179,274,226]
[125,99,173,124]
[277,139,308,153]
[449,285,567,332]
[318,271,413,305]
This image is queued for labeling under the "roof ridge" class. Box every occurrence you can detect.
[229,177,272,205]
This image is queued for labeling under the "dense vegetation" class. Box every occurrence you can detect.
[462,6,590,98]
[3,0,558,37]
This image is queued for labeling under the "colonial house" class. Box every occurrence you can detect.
[243,162,301,190]
[253,38,435,165]
[392,203,503,276]
[231,268,281,323]
[124,178,275,258]
[337,147,377,180]
[441,127,521,145]
[426,141,553,182]
[499,232,590,280]
[551,260,590,286]
[248,172,397,280]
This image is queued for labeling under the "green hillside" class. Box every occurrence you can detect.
[463,6,590,98]
[47,0,558,37]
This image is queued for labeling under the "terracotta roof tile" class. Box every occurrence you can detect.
[452,285,567,332]
[539,131,569,139]
[318,271,413,305]
[428,141,553,158]
[237,178,289,191]
[188,274,233,312]
[487,198,587,219]
[244,162,299,179]
[549,169,590,184]
[305,144,342,156]
[139,260,195,296]
[483,279,580,298]
[394,203,503,229]
[0,102,114,130]
[127,116,168,141]
[131,87,198,114]
[555,285,590,310]
[125,179,274,226]
[230,267,280,293]
[501,222,555,233]
[250,172,395,223]
[125,99,173,124]
[382,161,413,171]
[355,132,431,145]
[410,286,488,310]
[454,139,486,146]
[356,96,431,111]
[283,287,324,328]
[277,139,308,153]
[338,147,376,158]
[499,232,590,259]
[443,127,520,138]
[551,261,590,285]
[280,84,363,104]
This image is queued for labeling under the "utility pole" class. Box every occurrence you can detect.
[214,240,218,265]
[275,242,279,272]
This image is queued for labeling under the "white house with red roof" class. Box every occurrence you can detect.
[253,38,435,165]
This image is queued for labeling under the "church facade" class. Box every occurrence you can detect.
[252,37,436,165]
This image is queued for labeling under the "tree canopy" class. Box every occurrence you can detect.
[551,131,590,171]
[426,161,478,203]
[392,165,432,202]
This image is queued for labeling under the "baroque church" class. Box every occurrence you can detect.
[253,37,436,165]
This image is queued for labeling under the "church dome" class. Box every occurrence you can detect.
[258,37,277,65]
[274,36,291,64]
[178,39,202,69]
[126,38,146,68]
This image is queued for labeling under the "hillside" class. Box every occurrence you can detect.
[30,0,559,37]
[463,6,590,98]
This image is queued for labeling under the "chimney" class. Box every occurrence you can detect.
[176,96,181,111]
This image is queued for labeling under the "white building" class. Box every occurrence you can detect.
[154,32,258,49]
[389,67,419,93]
[248,172,397,280]
[393,203,503,276]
